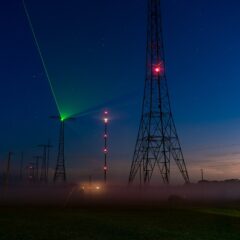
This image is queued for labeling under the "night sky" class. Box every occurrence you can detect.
[1,0,240,184]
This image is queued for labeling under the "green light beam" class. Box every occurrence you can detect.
[22,0,63,118]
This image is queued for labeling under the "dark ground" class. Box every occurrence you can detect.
[1,183,240,240]
[0,205,240,240]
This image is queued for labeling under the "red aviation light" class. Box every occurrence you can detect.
[154,67,160,73]
[103,166,107,171]
[153,62,164,75]
[104,148,108,153]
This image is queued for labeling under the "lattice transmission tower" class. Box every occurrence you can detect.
[38,144,52,183]
[129,0,190,185]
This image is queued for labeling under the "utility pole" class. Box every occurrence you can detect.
[129,0,189,185]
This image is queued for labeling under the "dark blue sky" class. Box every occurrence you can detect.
[1,0,240,183]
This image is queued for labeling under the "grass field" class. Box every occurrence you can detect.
[0,206,240,240]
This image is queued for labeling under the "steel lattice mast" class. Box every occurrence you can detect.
[54,119,66,182]
[129,0,189,185]
[38,144,52,183]
[103,111,109,183]
[52,116,74,183]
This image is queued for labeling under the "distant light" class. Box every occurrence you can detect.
[155,67,160,73]
[104,166,107,171]
[104,148,108,153]
[104,134,107,138]
[96,186,100,190]
[104,118,108,123]
[104,111,108,115]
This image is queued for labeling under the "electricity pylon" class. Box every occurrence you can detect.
[38,144,52,183]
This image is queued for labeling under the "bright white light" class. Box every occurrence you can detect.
[104,118,108,123]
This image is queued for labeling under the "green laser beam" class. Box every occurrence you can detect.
[22,0,62,118]
[21,1,133,120]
